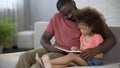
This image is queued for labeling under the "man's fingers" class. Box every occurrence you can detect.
[82,54,91,60]
[79,49,92,60]
[80,51,88,58]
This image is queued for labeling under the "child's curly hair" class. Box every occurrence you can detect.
[75,7,106,39]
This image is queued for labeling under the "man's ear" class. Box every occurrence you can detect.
[71,0,77,10]
[71,0,75,5]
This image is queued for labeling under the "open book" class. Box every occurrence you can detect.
[54,46,81,53]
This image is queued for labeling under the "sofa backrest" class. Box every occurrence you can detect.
[34,22,120,62]
[34,22,47,48]
[34,22,55,49]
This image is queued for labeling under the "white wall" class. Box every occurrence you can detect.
[75,0,120,26]
[29,0,120,26]
[29,0,57,25]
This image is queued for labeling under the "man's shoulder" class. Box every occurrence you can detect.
[51,13,63,21]
[53,13,62,17]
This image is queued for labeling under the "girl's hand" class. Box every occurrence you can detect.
[71,47,78,51]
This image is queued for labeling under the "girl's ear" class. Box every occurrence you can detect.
[91,26,94,32]
[91,26,93,29]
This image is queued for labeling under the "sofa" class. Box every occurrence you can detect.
[0,21,120,68]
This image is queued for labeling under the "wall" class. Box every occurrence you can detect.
[24,0,31,30]
[75,0,120,26]
[29,0,57,25]
[29,0,120,26]
[15,0,31,31]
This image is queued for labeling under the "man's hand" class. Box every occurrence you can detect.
[79,48,99,60]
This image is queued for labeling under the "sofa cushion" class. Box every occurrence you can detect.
[102,26,120,62]
[68,63,120,68]
[0,52,24,68]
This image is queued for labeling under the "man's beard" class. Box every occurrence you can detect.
[67,16,76,22]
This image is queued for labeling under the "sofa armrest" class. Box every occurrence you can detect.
[34,22,48,49]
[0,52,24,68]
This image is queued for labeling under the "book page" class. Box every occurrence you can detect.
[54,46,81,53]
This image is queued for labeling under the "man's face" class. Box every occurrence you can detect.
[59,2,77,20]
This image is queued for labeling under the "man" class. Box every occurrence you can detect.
[16,0,116,68]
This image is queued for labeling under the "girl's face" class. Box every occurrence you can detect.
[78,22,93,35]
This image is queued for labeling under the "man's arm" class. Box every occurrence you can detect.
[80,26,116,60]
[96,26,116,53]
[40,31,62,53]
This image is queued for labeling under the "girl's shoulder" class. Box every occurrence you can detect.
[93,34,103,38]
[93,34,104,42]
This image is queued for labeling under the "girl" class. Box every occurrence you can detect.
[36,7,106,68]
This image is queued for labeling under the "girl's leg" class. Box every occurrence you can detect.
[50,53,82,68]
[68,62,78,66]
[42,53,79,68]
[35,53,44,68]
[50,53,76,65]
[39,53,88,68]
[52,64,67,68]
[41,54,52,68]
[72,54,88,66]
[16,48,48,68]
[52,62,78,68]
[36,53,69,68]
[51,52,88,66]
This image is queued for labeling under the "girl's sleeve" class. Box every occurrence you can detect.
[94,34,104,46]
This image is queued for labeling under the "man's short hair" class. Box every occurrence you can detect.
[56,0,73,11]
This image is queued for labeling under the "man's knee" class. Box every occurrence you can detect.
[19,48,48,59]
[20,51,32,59]
[16,48,49,68]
